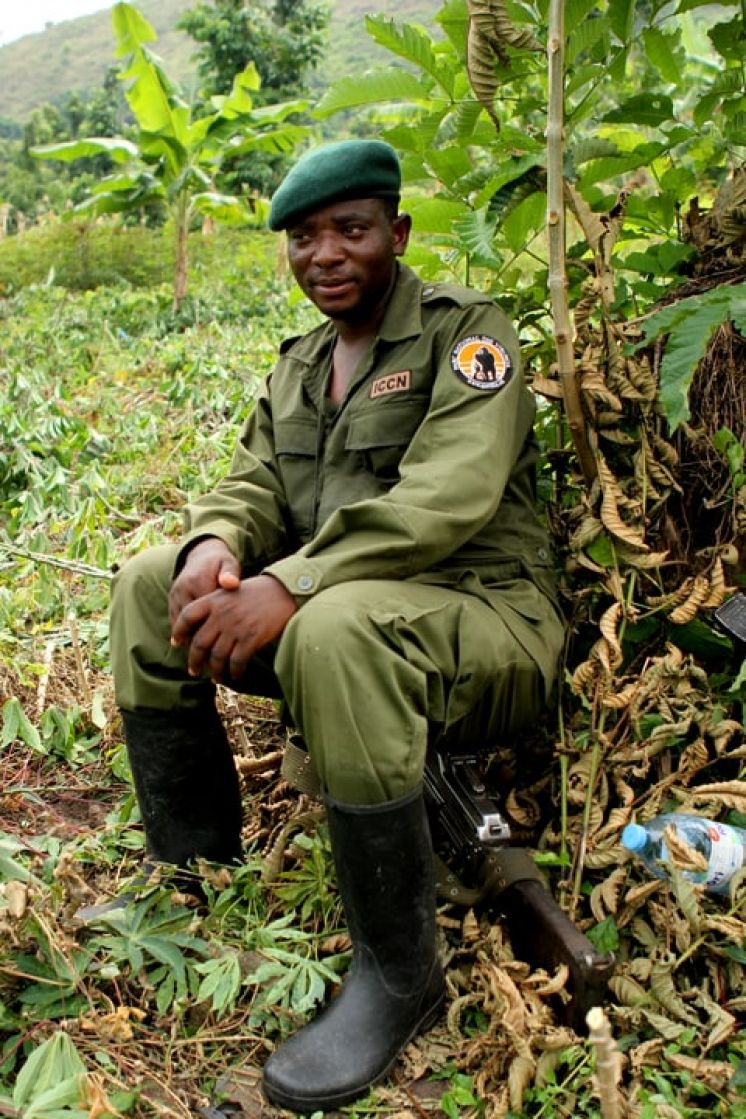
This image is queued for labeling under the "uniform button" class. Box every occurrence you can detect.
[422,285,435,297]
[537,548,548,561]
[297,574,314,592]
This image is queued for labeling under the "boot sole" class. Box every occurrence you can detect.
[262,990,446,1113]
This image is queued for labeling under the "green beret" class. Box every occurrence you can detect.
[268,140,401,231]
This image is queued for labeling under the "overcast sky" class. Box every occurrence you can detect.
[0,1,115,47]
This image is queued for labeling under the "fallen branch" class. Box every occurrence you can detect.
[0,542,113,580]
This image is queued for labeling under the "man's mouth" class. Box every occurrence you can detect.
[312,276,354,296]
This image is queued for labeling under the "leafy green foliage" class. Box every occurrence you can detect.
[32,3,310,306]
[90,894,210,1013]
[437,1069,484,1118]
[179,0,329,104]
[315,0,741,349]
[11,1033,89,1118]
[634,282,746,429]
[176,0,331,199]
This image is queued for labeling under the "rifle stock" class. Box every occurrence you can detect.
[424,746,614,1032]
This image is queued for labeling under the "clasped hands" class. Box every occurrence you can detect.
[169,537,297,683]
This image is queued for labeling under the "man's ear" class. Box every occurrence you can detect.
[392,212,412,256]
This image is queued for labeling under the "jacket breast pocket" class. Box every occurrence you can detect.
[274,418,318,537]
[345,396,430,482]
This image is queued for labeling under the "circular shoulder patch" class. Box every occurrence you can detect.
[450,335,513,391]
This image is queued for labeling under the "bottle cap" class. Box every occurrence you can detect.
[622,823,648,852]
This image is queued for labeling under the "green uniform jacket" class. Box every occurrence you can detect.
[180,264,561,687]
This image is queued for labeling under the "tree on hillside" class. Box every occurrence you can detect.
[180,0,329,100]
[179,0,330,194]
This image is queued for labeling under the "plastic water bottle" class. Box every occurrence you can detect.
[621,813,746,895]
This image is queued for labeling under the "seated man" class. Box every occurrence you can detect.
[109,139,565,1113]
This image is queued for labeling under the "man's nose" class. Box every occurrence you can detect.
[312,232,345,265]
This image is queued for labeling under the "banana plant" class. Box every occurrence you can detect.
[32,2,309,307]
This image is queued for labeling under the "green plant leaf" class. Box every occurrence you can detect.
[112,1,157,57]
[437,0,470,54]
[603,94,675,127]
[0,837,37,883]
[669,618,734,660]
[192,192,250,224]
[567,18,609,65]
[2,697,43,753]
[585,532,615,567]
[13,1033,87,1110]
[217,61,261,116]
[643,27,682,83]
[406,196,468,234]
[195,953,242,1014]
[22,1078,90,1119]
[120,53,189,166]
[453,208,501,268]
[656,295,733,429]
[314,68,435,117]
[607,0,637,43]
[31,137,139,164]
[365,15,455,97]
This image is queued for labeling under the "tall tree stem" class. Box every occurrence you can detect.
[174,193,190,311]
[546,0,596,485]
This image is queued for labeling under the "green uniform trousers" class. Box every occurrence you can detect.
[110,544,564,804]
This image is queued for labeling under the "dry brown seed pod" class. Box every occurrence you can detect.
[669,575,710,624]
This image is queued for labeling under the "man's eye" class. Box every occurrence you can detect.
[344,225,365,237]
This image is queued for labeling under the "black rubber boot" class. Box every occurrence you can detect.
[122,706,244,868]
[262,786,446,1112]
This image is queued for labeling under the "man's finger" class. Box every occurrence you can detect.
[187,622,221,677]
[228,640,256,683]
[205,636,237,684]
[171,597,212,646]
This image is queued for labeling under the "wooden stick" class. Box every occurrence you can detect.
[0,542,112,580]
[586,1006,622,1119]
[35,639,56,719]
[68,611,92,710]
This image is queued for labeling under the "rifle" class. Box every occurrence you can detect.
[423,744,615,1032]
[280,733,614,1031]
[713,591,746,656]
[421,592,746,1030]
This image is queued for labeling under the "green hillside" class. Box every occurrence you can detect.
[0,0,442,124]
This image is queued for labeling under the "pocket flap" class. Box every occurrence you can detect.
[346,398,428,451]
[274,418,318,456]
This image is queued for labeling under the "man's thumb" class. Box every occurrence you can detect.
[217,559,240,590]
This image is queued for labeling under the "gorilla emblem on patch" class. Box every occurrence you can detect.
[450,335,512,391]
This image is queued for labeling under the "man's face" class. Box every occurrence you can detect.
[285,198,411,325]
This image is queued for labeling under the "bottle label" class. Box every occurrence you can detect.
[704,823,745,891]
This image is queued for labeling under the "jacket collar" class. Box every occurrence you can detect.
[378,263,424,342]
[282,264,425,408]
[284,263,424,366]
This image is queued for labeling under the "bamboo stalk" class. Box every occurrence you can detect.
[546,0,597,486]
